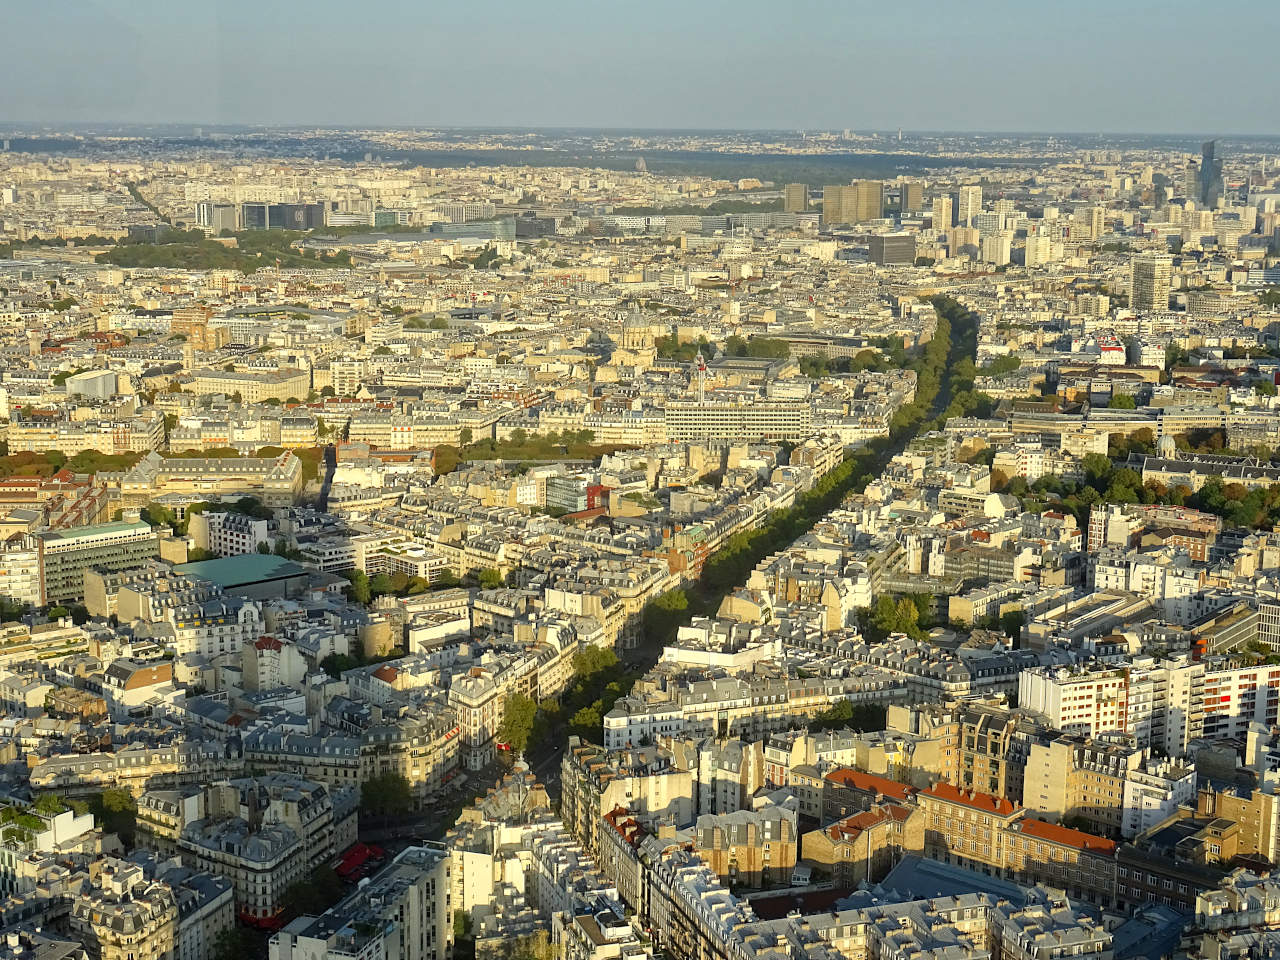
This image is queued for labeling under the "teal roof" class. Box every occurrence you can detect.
[173,554,307,588]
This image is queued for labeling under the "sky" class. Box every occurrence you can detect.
[2,0,1277,135]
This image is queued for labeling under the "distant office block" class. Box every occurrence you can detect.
[870,233,916,265]
[784,183,809,213]
[899,181,924,215]
[1200,140,1224,207]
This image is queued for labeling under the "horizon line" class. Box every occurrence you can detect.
[1,122,1279,141]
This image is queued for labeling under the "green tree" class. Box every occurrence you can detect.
[33,793,66,816]
[279,866,345,919]
[498,693,538,753]
[369,573,393,597]
[1000,609,1026,642]
[476,568,504,590]
[320,653,359,678]
[345,569,372,605]
[360,773,413,818]
[210,927,256,960]
[1109,393,1137,409]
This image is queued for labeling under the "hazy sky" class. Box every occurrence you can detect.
[3,0,1277,134]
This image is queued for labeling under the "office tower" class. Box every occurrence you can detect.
[784,183,809,213]
[1131,253,1174,313]
[931,196,953,232]
[240,202,268,230]
[822,185,851,225]
[823,181,882,224]
[899,180,923,215]
[955,185,982,227]
[1183,161,1199,200]
[197,201,237,234]
[852,180,884,221]
[1200,140,1225,207]
[870,233,916,265]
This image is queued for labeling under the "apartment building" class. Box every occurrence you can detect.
[70,860,177,960]
[1022,736,1142,836]
[188,510,277,557]
[560,738,694,857]
[1202,660,1280,740]
[7,412,164,456]
[29,737,243,796]
[179,775,356,927]
[645,848,756,960]
[270,846,450,960]
[888,698,1048,803]
[1018,656,1205,757]
[663,401,814,442]
[800,803,923,886]
[692,801,798,888]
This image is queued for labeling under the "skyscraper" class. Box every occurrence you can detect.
[899,180,924,215]
[783,183,808,213]
[932,196,954,232]
[1131,253,1174,313]
[1183,161,1199,201]
[851,180,884,222]
[822,181,883,224]
[822,185,852,225]
[1199,140,1224,207]
[955,185,983,227]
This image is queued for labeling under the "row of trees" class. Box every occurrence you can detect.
[339,566,490,605]
[637,297,979,666]
[495,645,636,754]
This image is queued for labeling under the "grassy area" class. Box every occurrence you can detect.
[96,228,352,272]
[0,449,145,478]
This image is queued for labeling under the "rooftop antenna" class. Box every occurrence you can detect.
[694,351,707,404]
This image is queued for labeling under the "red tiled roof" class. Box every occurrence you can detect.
[1016,818,1117,854]
[923,781,1018,816]
[255,636,282,651]
[826,803,912,840]
[372,664,398,683]
[823,768,915,802]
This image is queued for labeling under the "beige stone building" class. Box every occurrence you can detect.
[801,803,924,886]
[70,860,177,960]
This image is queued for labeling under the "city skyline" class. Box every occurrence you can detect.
[2,0,1278,134]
